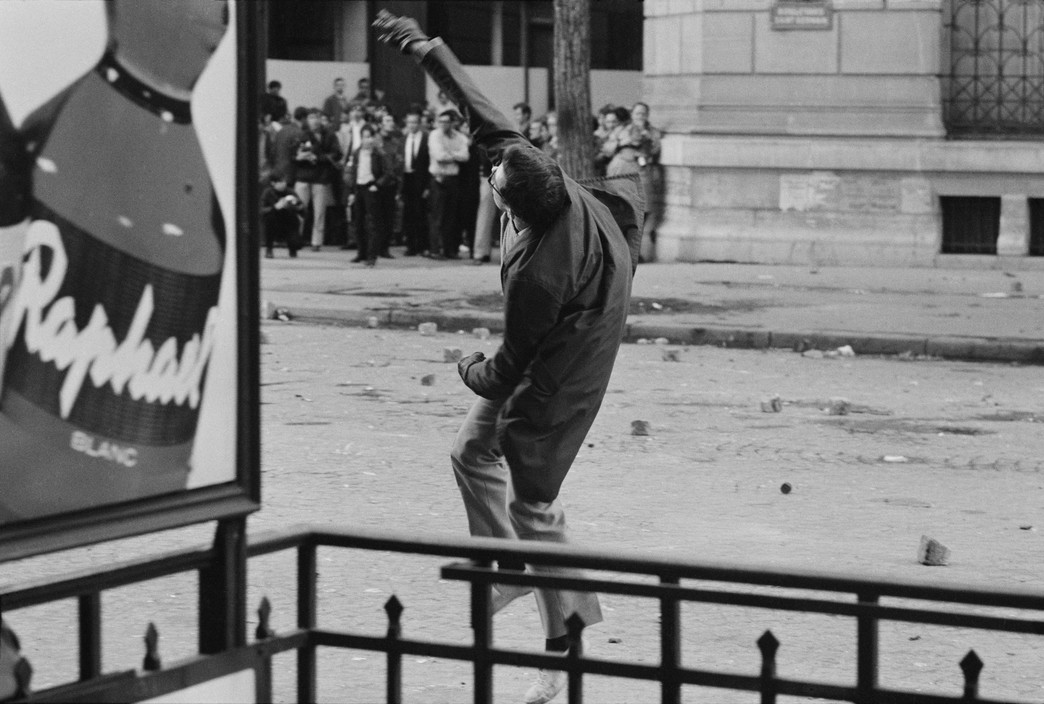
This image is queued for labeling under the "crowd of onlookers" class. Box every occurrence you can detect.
[259,76,663,265]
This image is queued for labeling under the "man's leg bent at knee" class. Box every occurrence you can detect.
[450,397,513,539]
[509,497,603,640]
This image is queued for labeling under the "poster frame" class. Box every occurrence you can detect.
[0,0,263,564]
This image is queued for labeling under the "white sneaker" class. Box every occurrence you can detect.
[490,583,533,614]
[522,638,587,704]
[523,668,566,704]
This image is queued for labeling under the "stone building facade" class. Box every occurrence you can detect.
[644,0,1044,267]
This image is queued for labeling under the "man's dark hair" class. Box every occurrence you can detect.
[500,143,566,232]
[292,106,309,121]
[612,106,631,124]
[306,107,322,118]
[512,102,532,118]
[439,109,461,123]
[267,80,282,90]
[360,124,376,137]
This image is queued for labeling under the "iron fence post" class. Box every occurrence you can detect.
[471,559,494,704]
[198,518,247,654]
[255,597,274,703]
[660,576,681,704]
[143,622,161,671]
[566,613,585,704]
[385,596,404,704]
[13,658,32,700]
[856,591,879,702]
[77,592,101,681]
[961,650,983,701]
[297,541,317,703]
[757,630,779,704]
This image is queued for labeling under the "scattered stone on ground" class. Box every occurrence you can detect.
[828,398,850,415]
[918,536,951,566]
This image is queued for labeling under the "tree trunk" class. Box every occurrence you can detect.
[553,0,593,180]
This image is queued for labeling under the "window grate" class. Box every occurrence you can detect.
[1030,198,1044,255]
[943,0,1044,137]
[940,196,1001,254]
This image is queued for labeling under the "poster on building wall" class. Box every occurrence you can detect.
[0,0,258,557]
[771,0,834,30]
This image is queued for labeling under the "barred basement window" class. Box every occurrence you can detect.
[1030,198,1044,255]
[943,0,1044,137]
[940,196,1001,254]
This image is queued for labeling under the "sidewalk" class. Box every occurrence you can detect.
[261,246,1044,364]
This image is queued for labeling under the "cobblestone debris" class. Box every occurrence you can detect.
[918,535,951,566]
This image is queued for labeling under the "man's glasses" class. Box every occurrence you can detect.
[487,166,503,199]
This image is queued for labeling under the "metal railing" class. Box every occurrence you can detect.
[3,524,1043,703]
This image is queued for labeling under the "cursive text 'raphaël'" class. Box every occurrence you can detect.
[3,220,219,419]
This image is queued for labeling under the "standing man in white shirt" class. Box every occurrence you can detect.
[425,109,469,259]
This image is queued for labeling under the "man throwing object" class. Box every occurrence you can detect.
[375,10,642,704]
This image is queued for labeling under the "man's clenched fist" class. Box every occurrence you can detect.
[457,351,486,385]
[373,10,429,54]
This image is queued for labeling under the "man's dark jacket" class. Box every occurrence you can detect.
[293,128,342,185]
[344,145,396,195]
[417,39,642,503]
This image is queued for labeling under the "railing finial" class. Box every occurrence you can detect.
[565,613,586,657]
[384,596,404,704]
[256,596,275,640]
[143,622,161,671]
[13,658,32,699]
[960,650,983,700]
[384,595,404,626]
[757,630,779,704]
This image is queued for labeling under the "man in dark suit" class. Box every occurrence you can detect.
[399,107,430,256]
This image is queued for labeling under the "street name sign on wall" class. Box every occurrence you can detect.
[771,0,834,30]
[0,0,261,562]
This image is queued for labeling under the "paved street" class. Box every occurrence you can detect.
[4,302,1043,702]
[260,247,1044,363]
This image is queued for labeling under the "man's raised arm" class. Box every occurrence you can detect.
[373,10,526,163]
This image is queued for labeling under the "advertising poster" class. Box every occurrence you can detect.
[0,0,245,529]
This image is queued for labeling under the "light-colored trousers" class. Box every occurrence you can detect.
[450,397,603,639]
[294,182,330,247]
